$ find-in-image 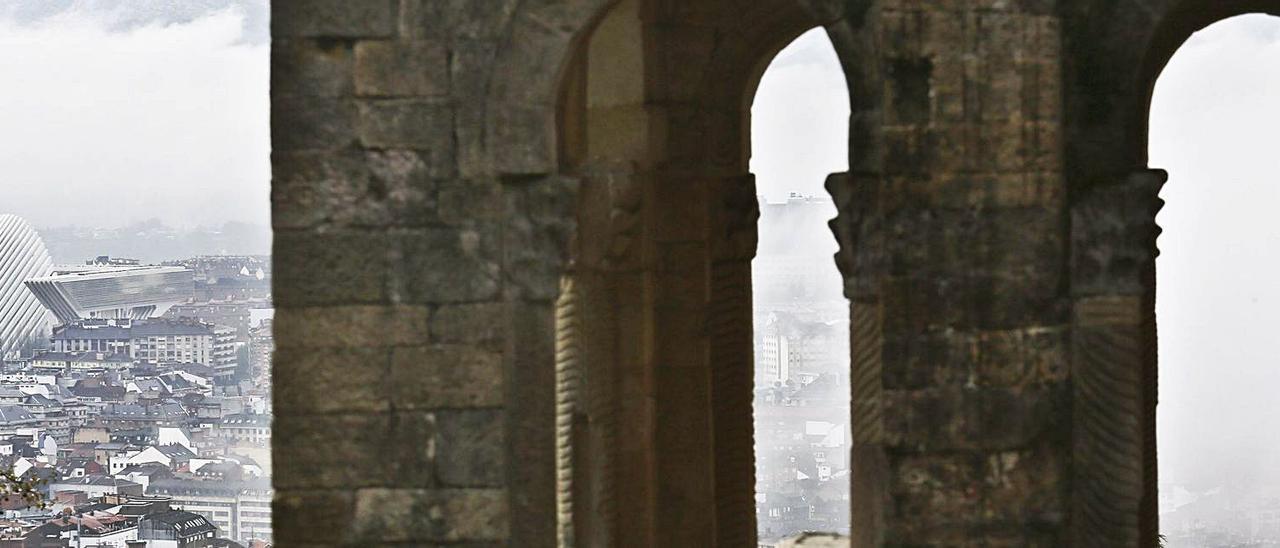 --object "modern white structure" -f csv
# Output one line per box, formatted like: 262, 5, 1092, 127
0, 214, 55, 356
149, 478, 273, 543
25, 265, 193, 325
